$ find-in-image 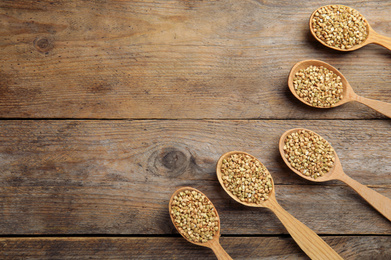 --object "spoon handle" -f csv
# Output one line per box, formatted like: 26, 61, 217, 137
354, 95, 391, 118
338, 174, 391, 222
370, 31, 391, 51
209, 239, 233, 260
267, 198, 343, 260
